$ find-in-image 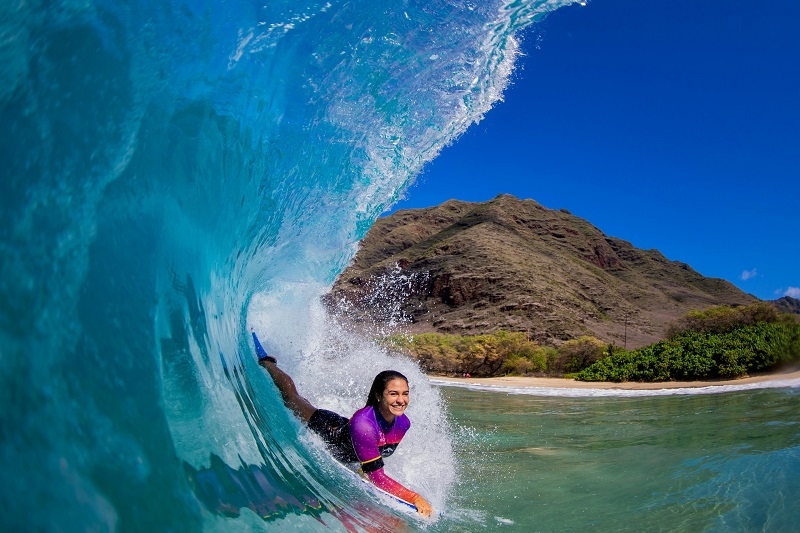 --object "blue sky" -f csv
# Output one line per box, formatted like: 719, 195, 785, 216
392, 0, 799, 302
